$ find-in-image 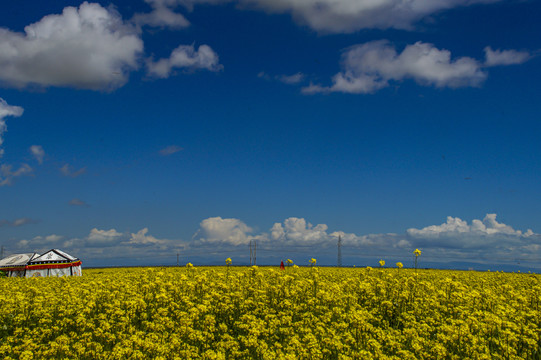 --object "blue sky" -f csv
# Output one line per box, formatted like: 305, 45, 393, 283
1, 0, 540, 270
